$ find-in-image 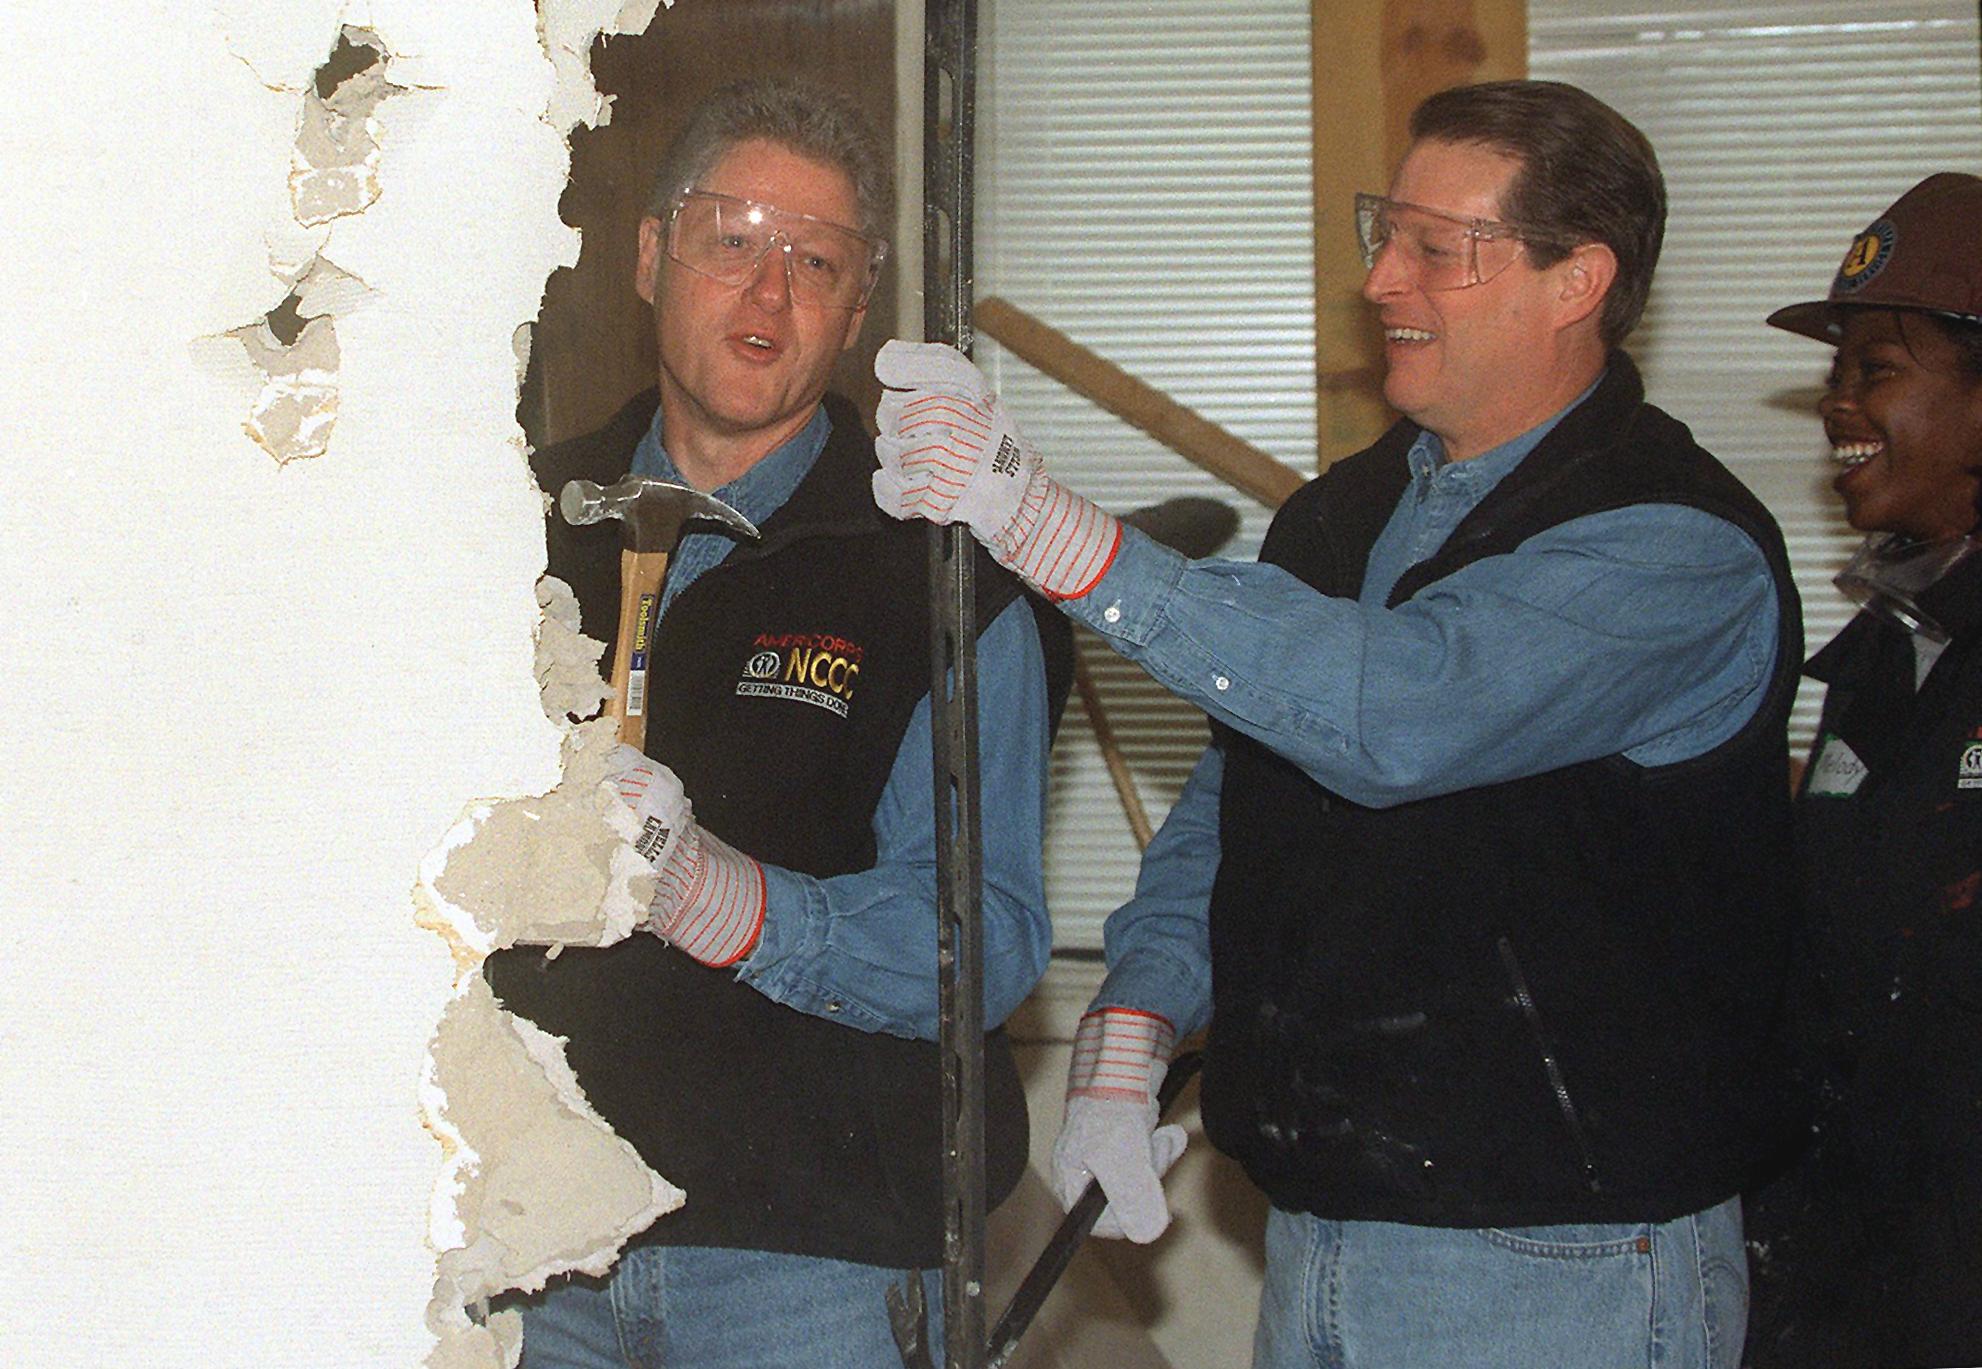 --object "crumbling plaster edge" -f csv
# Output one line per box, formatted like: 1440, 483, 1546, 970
410, 4, 674, 1365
